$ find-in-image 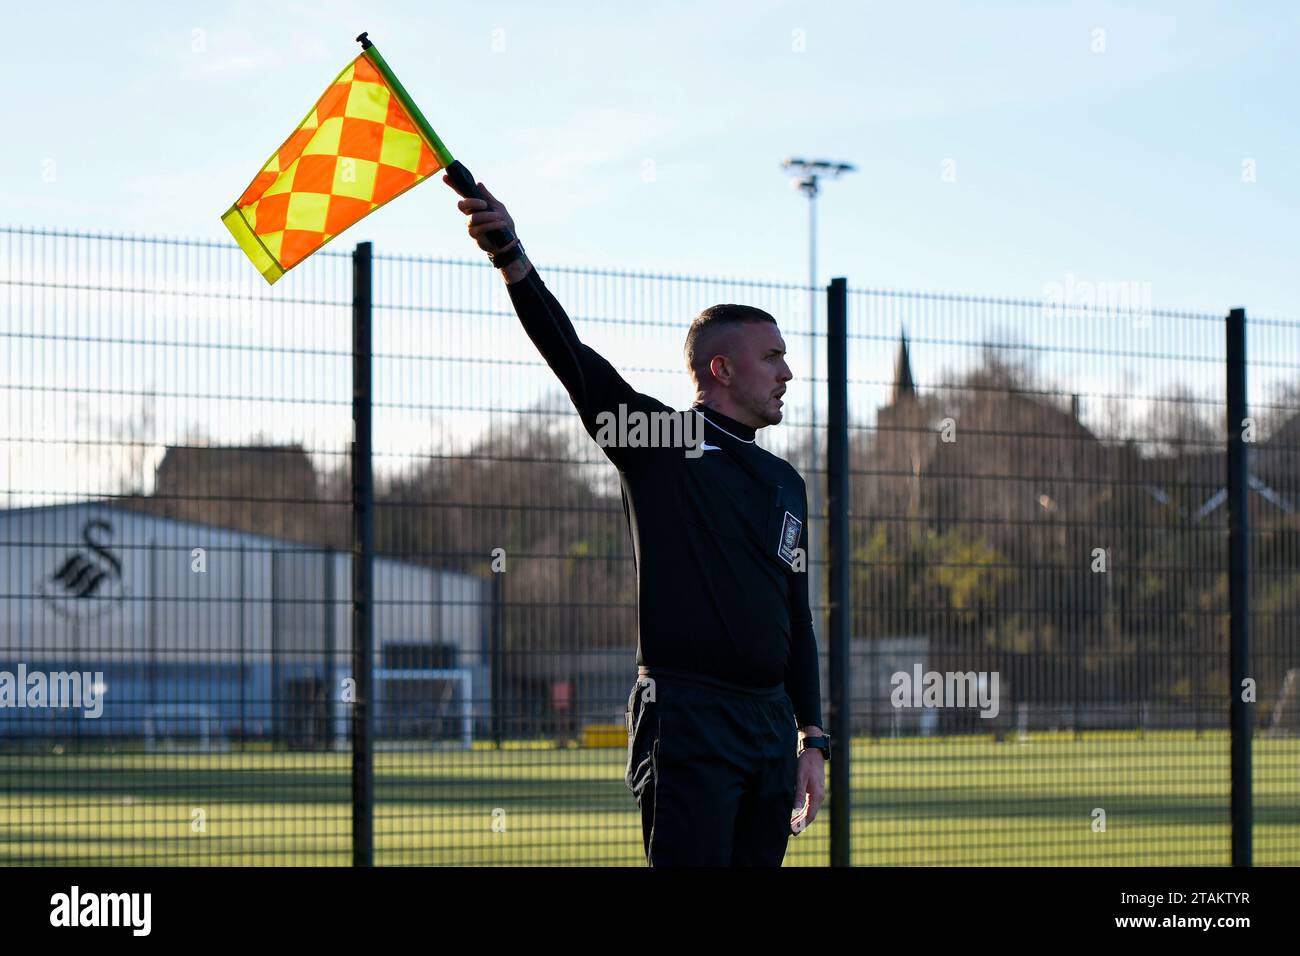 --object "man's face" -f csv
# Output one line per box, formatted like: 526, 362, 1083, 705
722, 321, 793, 426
